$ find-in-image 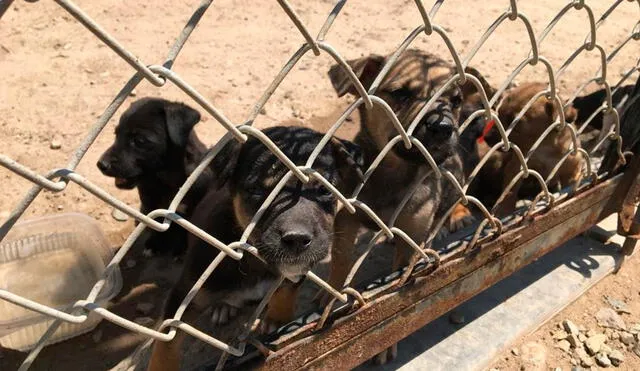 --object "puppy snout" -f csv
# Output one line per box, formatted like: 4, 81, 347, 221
97, 158, 112, 174
426, 115, 454, 140
280, 230, 313, 252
